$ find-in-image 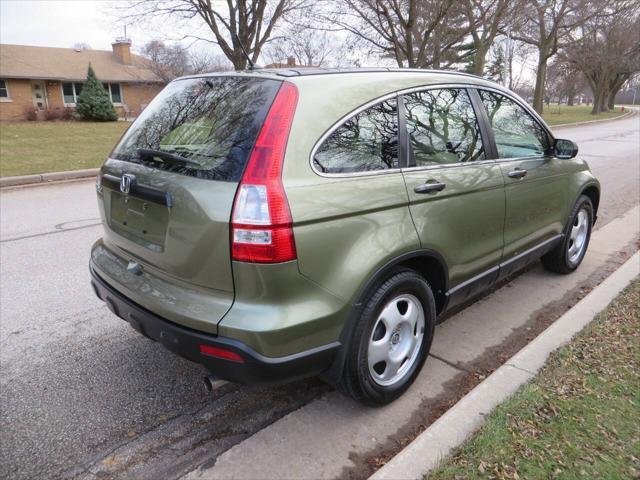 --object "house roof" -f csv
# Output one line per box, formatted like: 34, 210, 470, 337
0, 44, 162, 83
